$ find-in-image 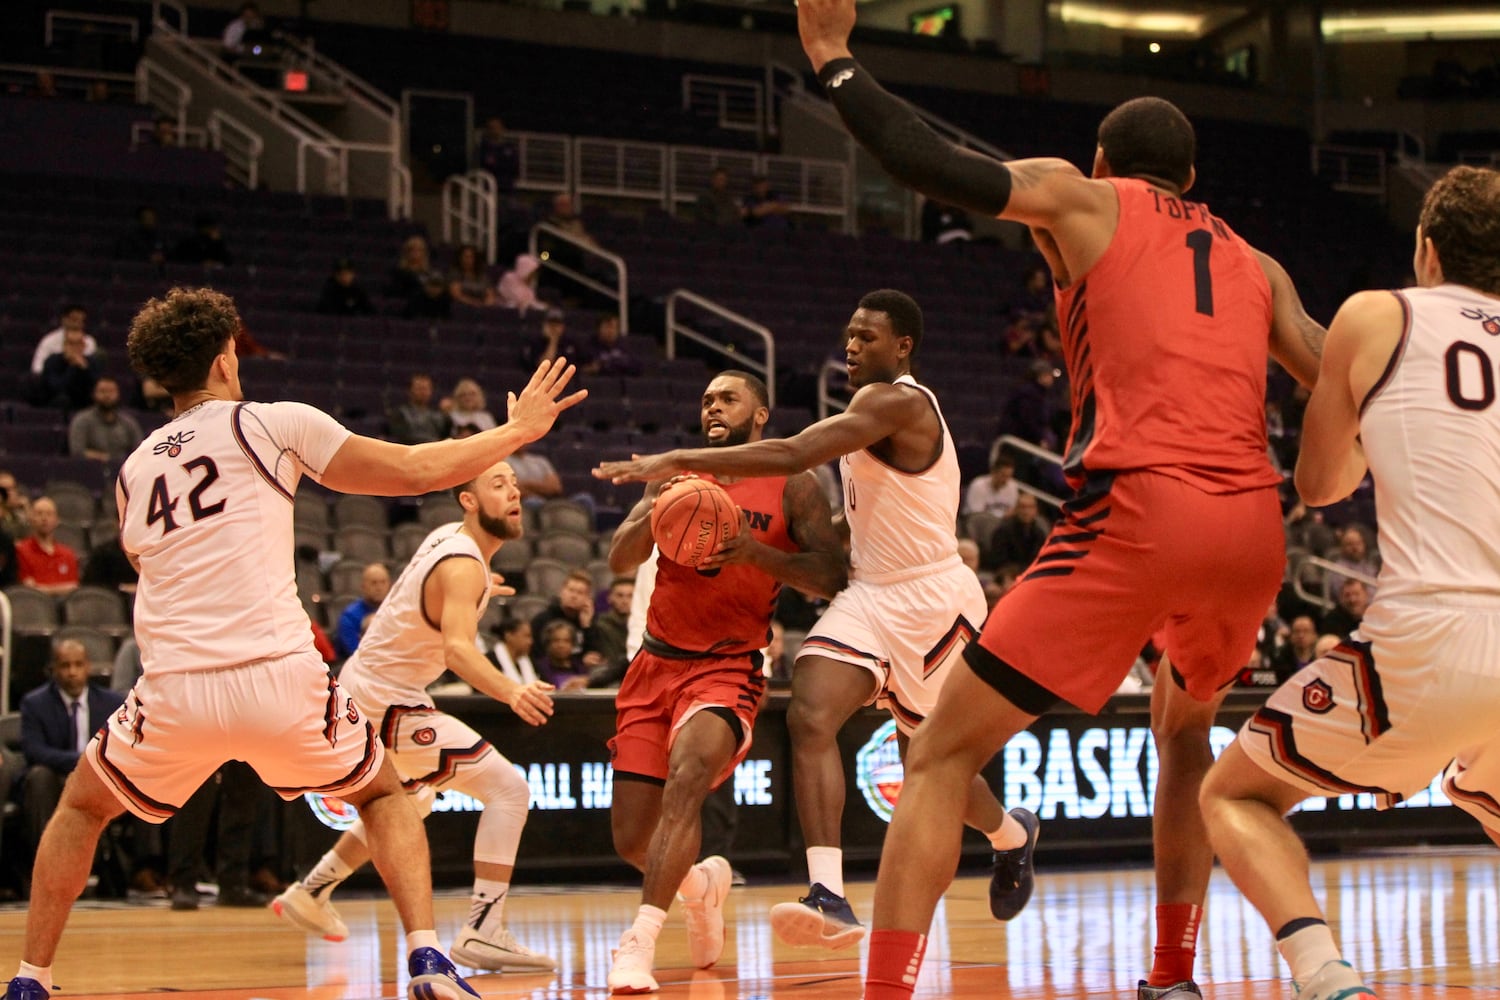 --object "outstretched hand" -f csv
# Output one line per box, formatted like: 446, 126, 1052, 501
506, 357, 588, 443
594, 451, 687, 485
507, 680, 555, 727
797, 0, 857, 71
